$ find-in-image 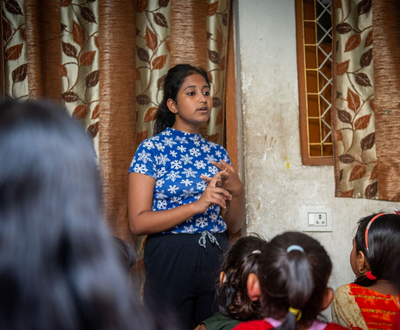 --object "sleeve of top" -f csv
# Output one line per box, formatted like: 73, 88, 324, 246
128, 140, 157, 179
